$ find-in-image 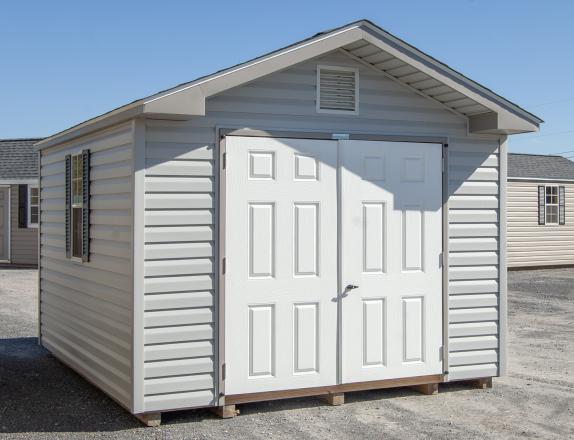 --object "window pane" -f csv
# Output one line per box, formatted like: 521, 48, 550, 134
72, 207, 83, 258
30, 207, 39, 224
